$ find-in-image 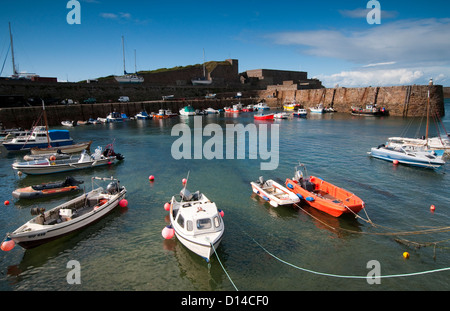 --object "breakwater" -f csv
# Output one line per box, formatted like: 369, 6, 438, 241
0, 81, 445, 128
